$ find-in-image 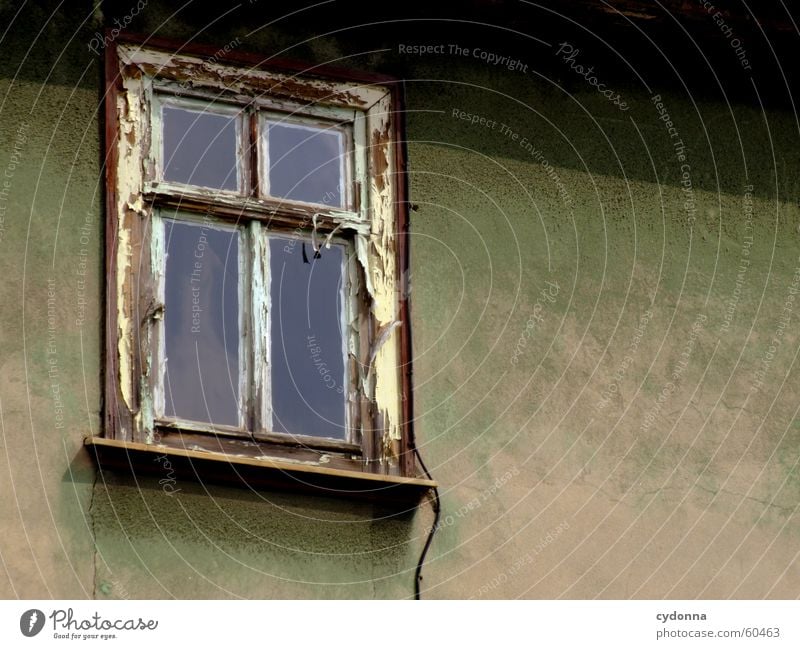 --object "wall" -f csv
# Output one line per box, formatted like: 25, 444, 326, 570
0, 0, 798, 599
